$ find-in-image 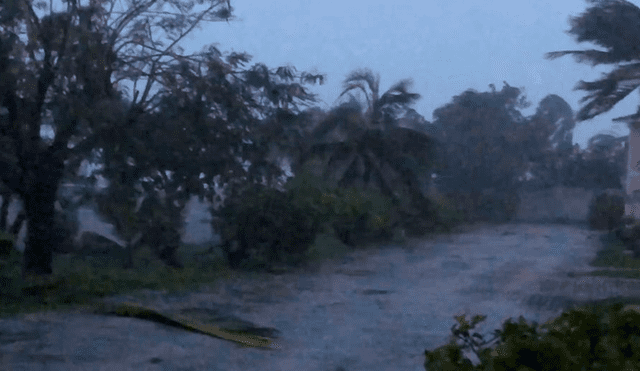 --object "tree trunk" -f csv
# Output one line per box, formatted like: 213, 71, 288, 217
21, 152, 66, 277
0, 189, 10, 231
123, 231, 143, 269
22, 189, 57, 277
